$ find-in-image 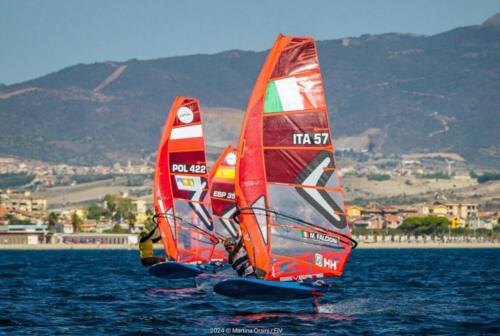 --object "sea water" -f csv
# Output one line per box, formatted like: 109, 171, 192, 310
0, 249, 498, 335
